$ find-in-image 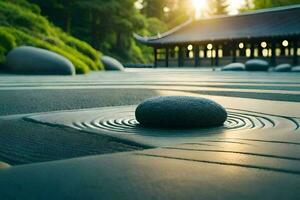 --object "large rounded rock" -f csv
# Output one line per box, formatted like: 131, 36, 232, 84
221, 63, 245, 71
101, 56, 124, 71
5, 46, 75, 75
291, 66, 300, 72
245, 59, 269, 71
0, 161, 10, 169
135, 96, 227, 128
274, 63, 292, 72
